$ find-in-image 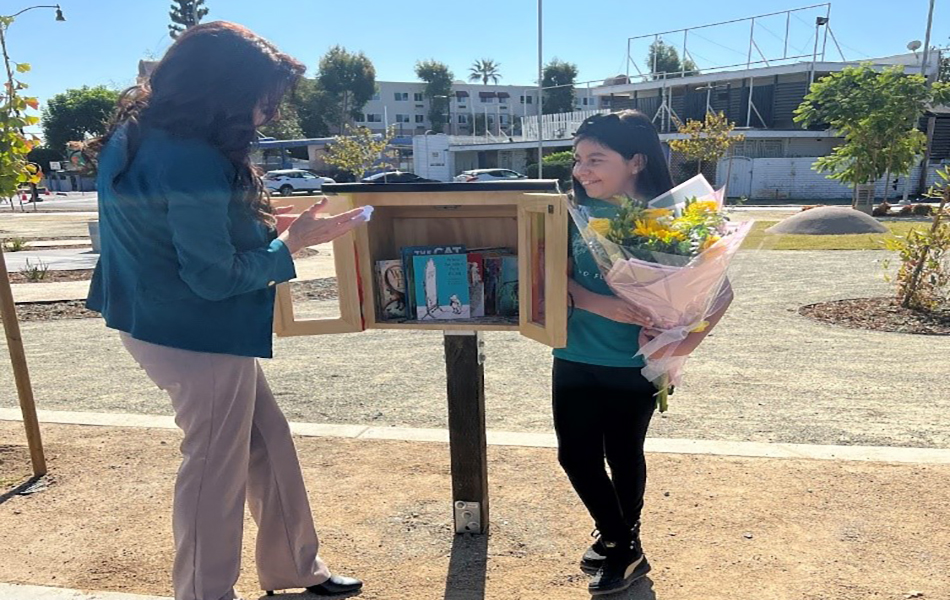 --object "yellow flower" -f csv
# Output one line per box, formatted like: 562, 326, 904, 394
633, 219, 664, 237
656, 230, 686, 244
685, 200, 720, 216
588, 218, 612, 237
700, 235, 721, 251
